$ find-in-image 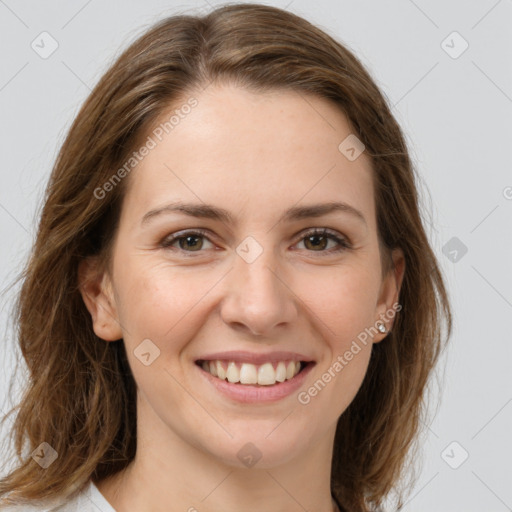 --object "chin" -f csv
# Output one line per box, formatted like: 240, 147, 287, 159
199, 425, 313, 470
